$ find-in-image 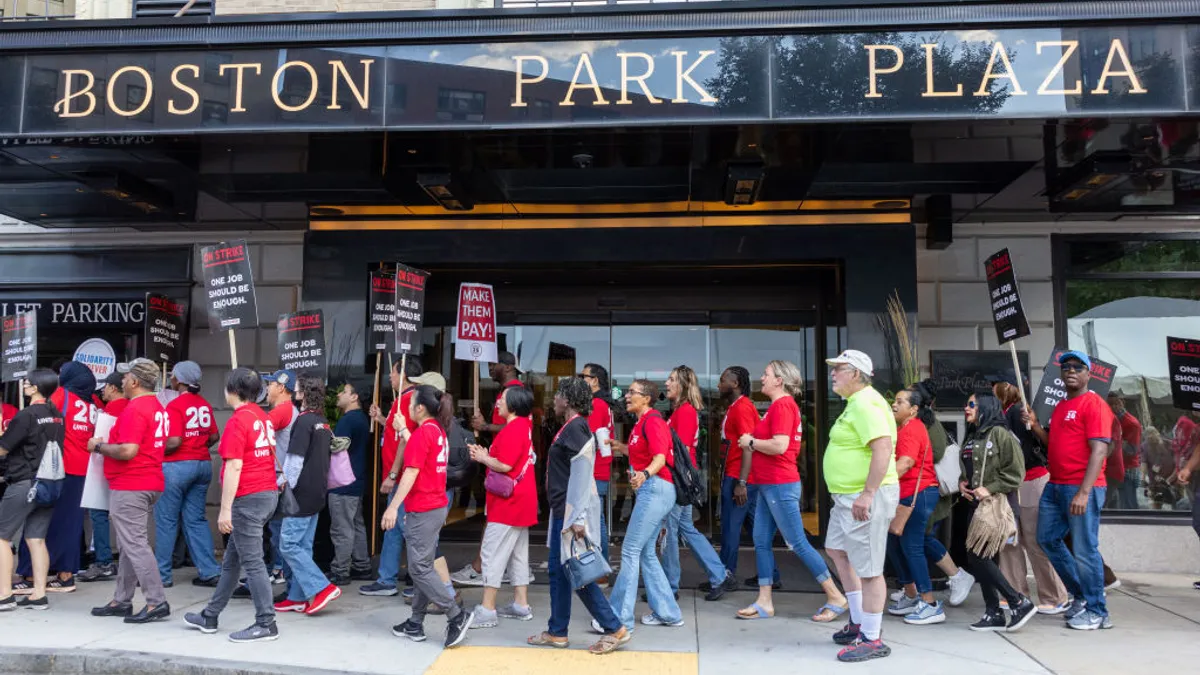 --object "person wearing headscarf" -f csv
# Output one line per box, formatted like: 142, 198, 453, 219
14, 362, 96, 593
